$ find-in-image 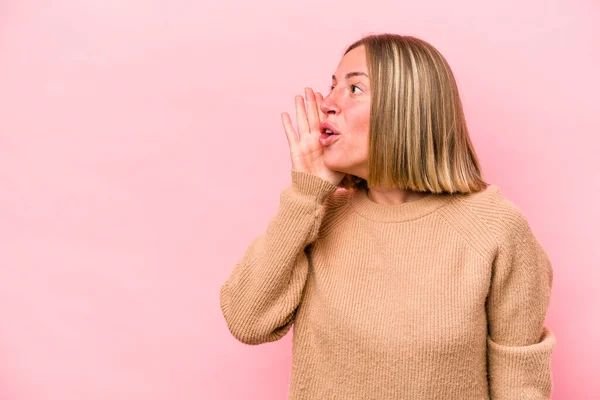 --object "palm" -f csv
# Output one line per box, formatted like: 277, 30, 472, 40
281, 88, 345, 186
